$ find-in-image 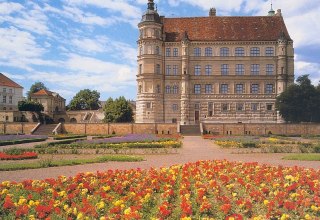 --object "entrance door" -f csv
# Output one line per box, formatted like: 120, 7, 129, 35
195, 111, 200, 124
